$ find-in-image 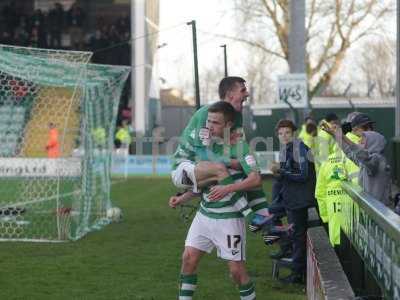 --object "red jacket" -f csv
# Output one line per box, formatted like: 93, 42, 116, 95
46, 128, 60, 158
